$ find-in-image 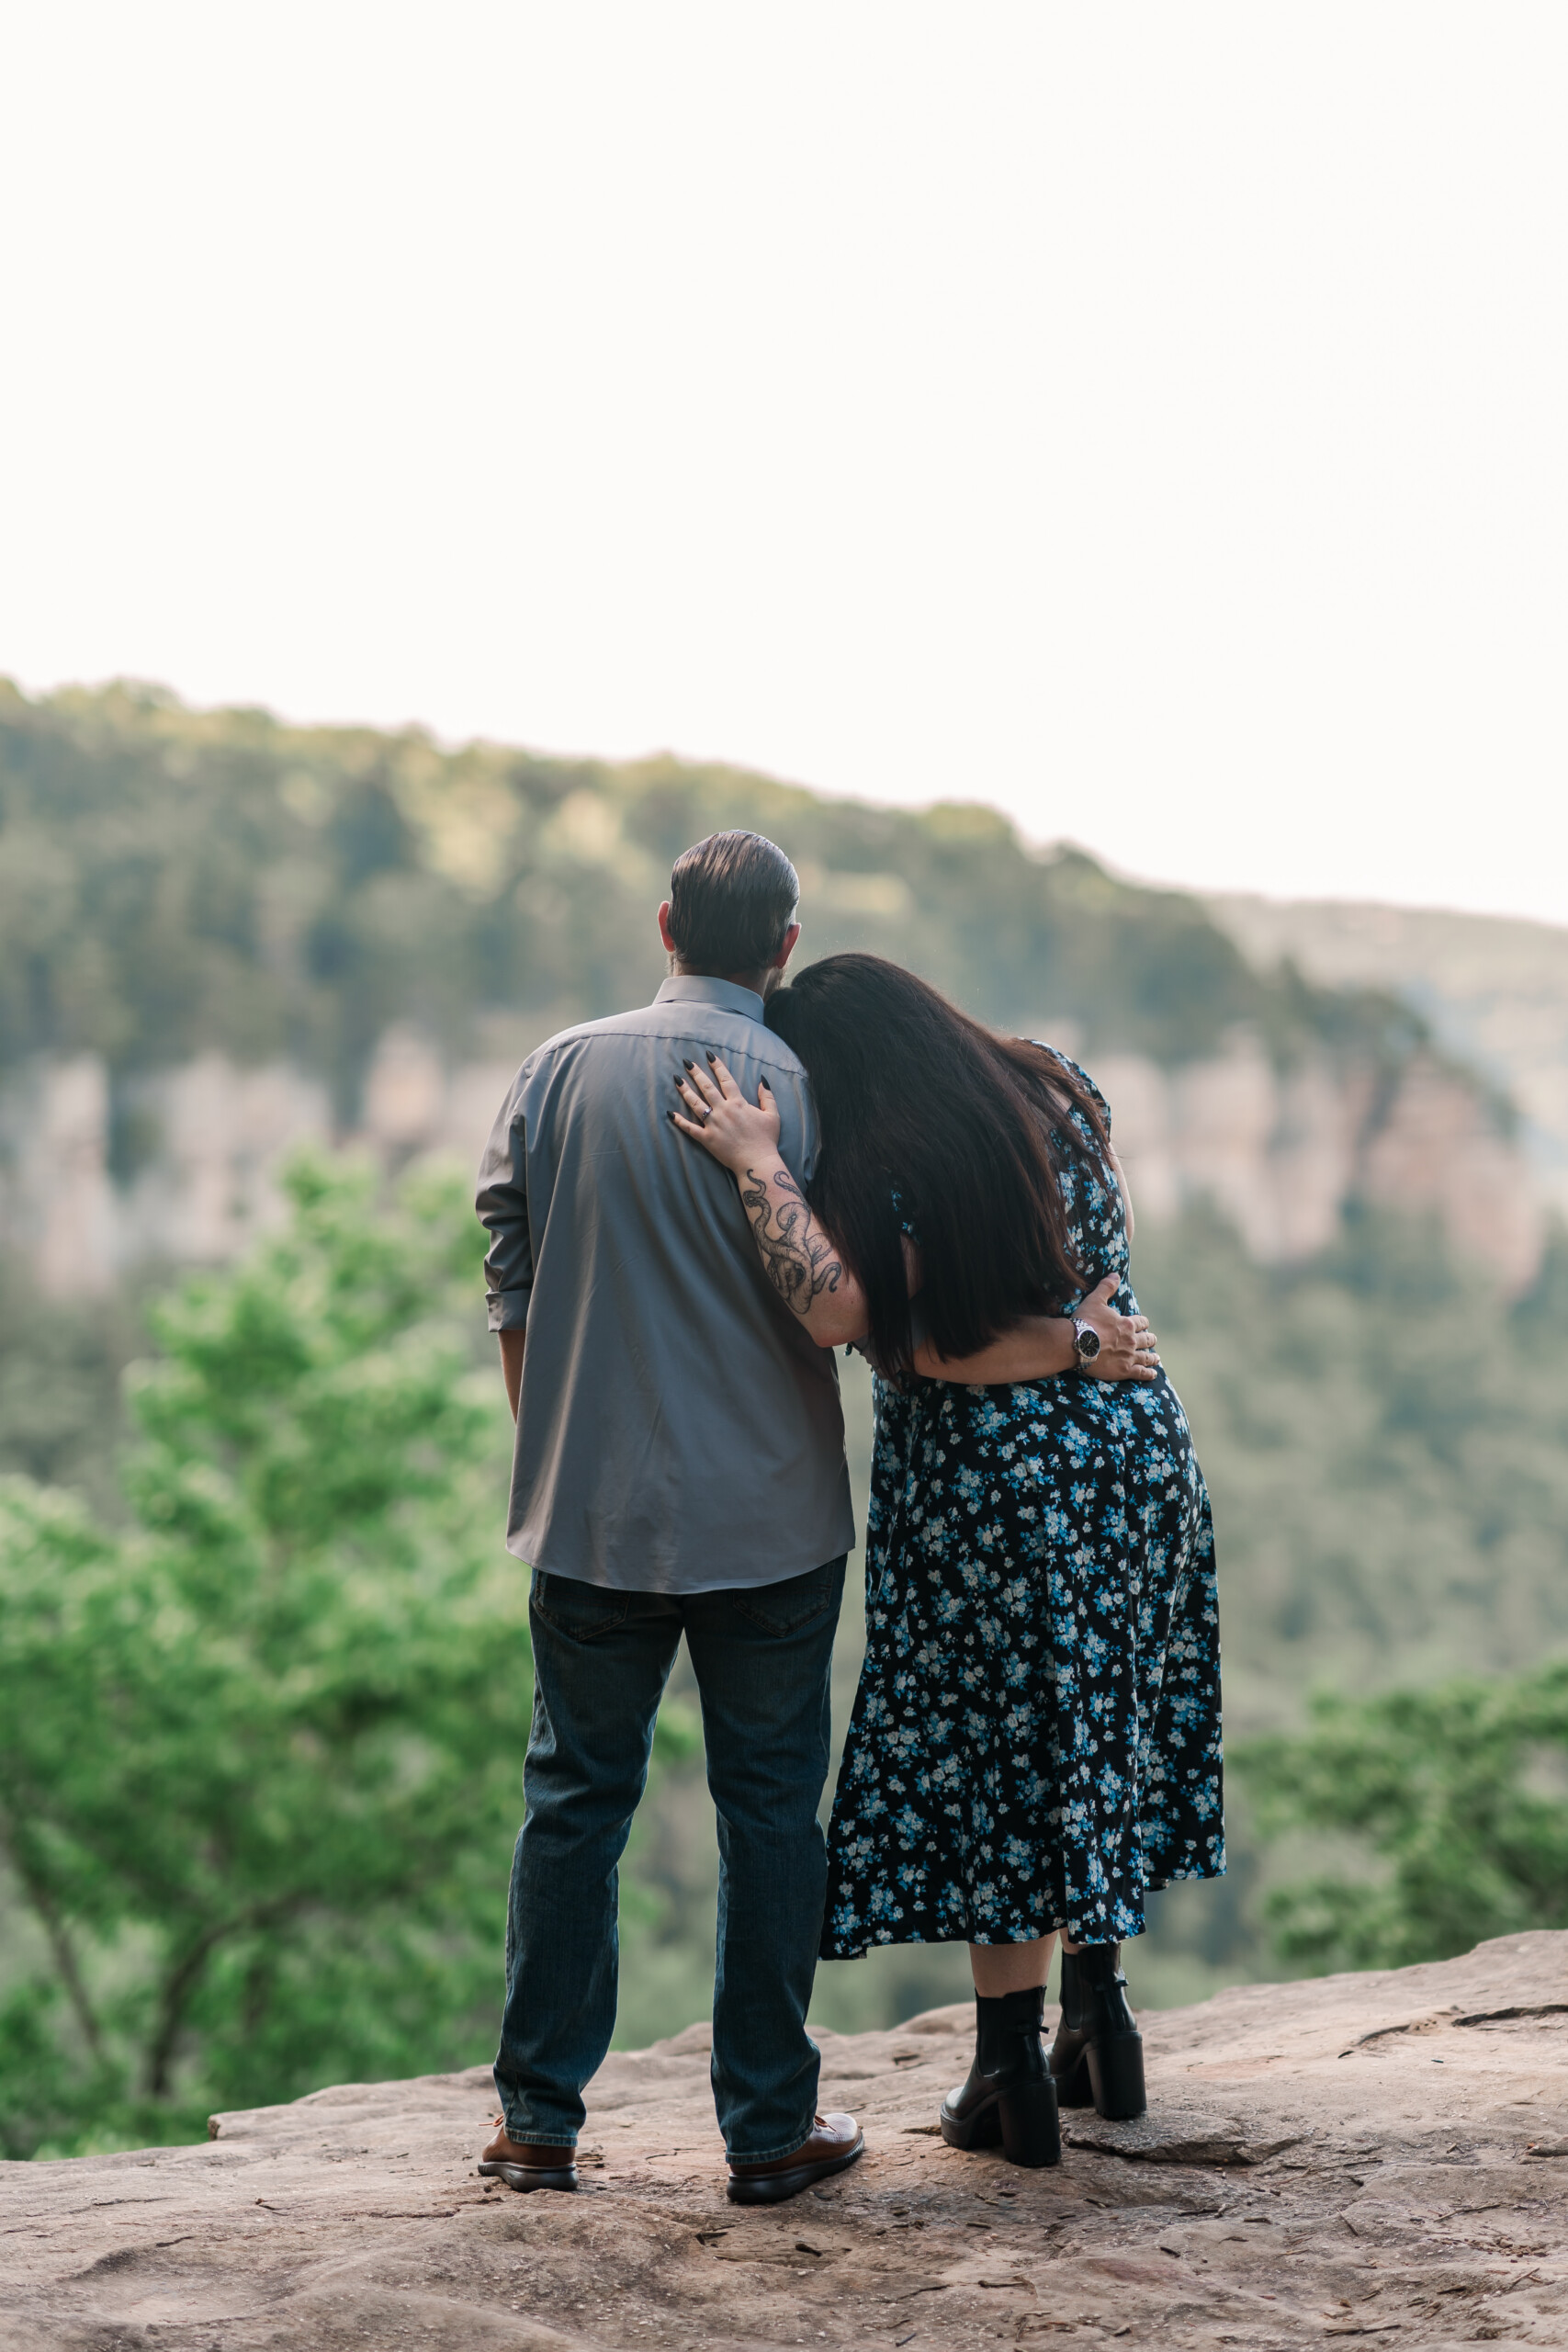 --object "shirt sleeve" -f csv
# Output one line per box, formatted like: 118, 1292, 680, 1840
1036, 1042, 1111, 1137
475, 1072, 535, 1333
